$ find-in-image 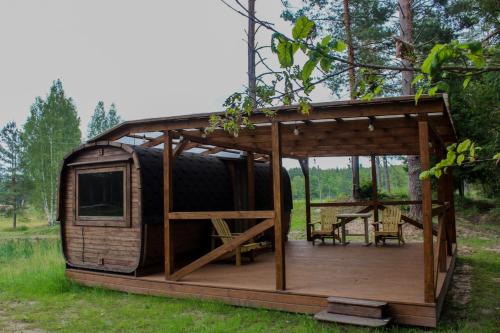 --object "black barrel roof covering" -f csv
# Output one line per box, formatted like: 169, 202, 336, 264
132, 146, 292, 224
